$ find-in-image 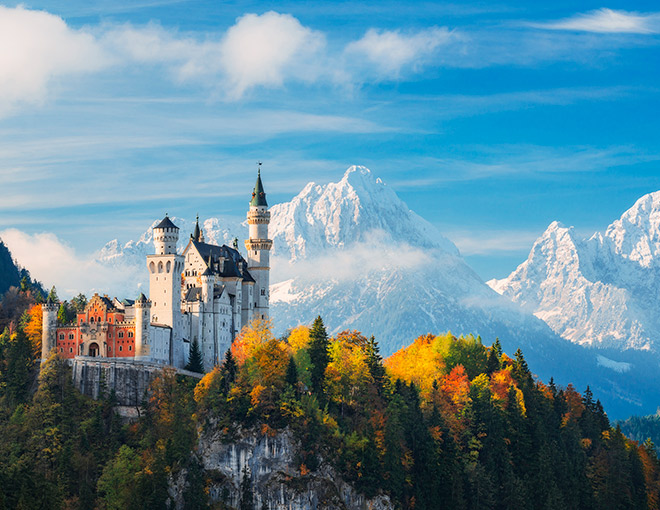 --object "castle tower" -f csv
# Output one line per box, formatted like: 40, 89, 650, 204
134, 292, 151, 360
147, 215, 184, 330
200, 267, 215, 370
41, 298, 58, 360
244, 168, 272, 320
